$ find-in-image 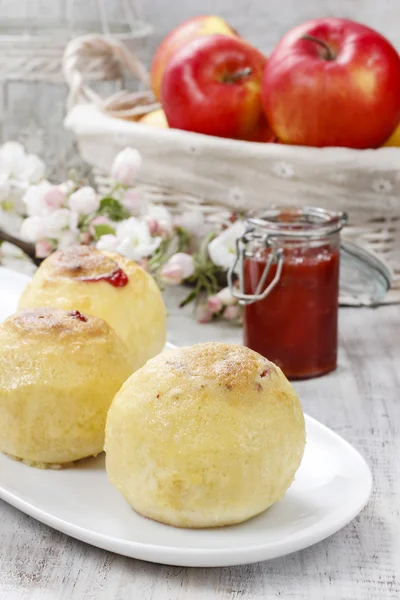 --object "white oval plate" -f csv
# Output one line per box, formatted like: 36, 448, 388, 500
0, 266, 372, 567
